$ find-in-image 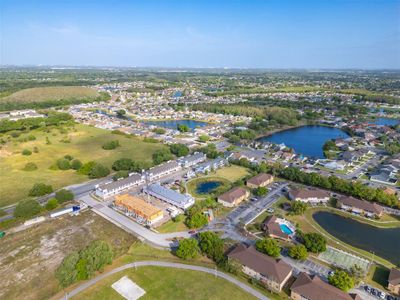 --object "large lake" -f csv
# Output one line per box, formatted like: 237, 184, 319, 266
313, 211, 400, 265
258, 125, 349, 158
369, 117, 399, 126
143, 119, 208, 130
